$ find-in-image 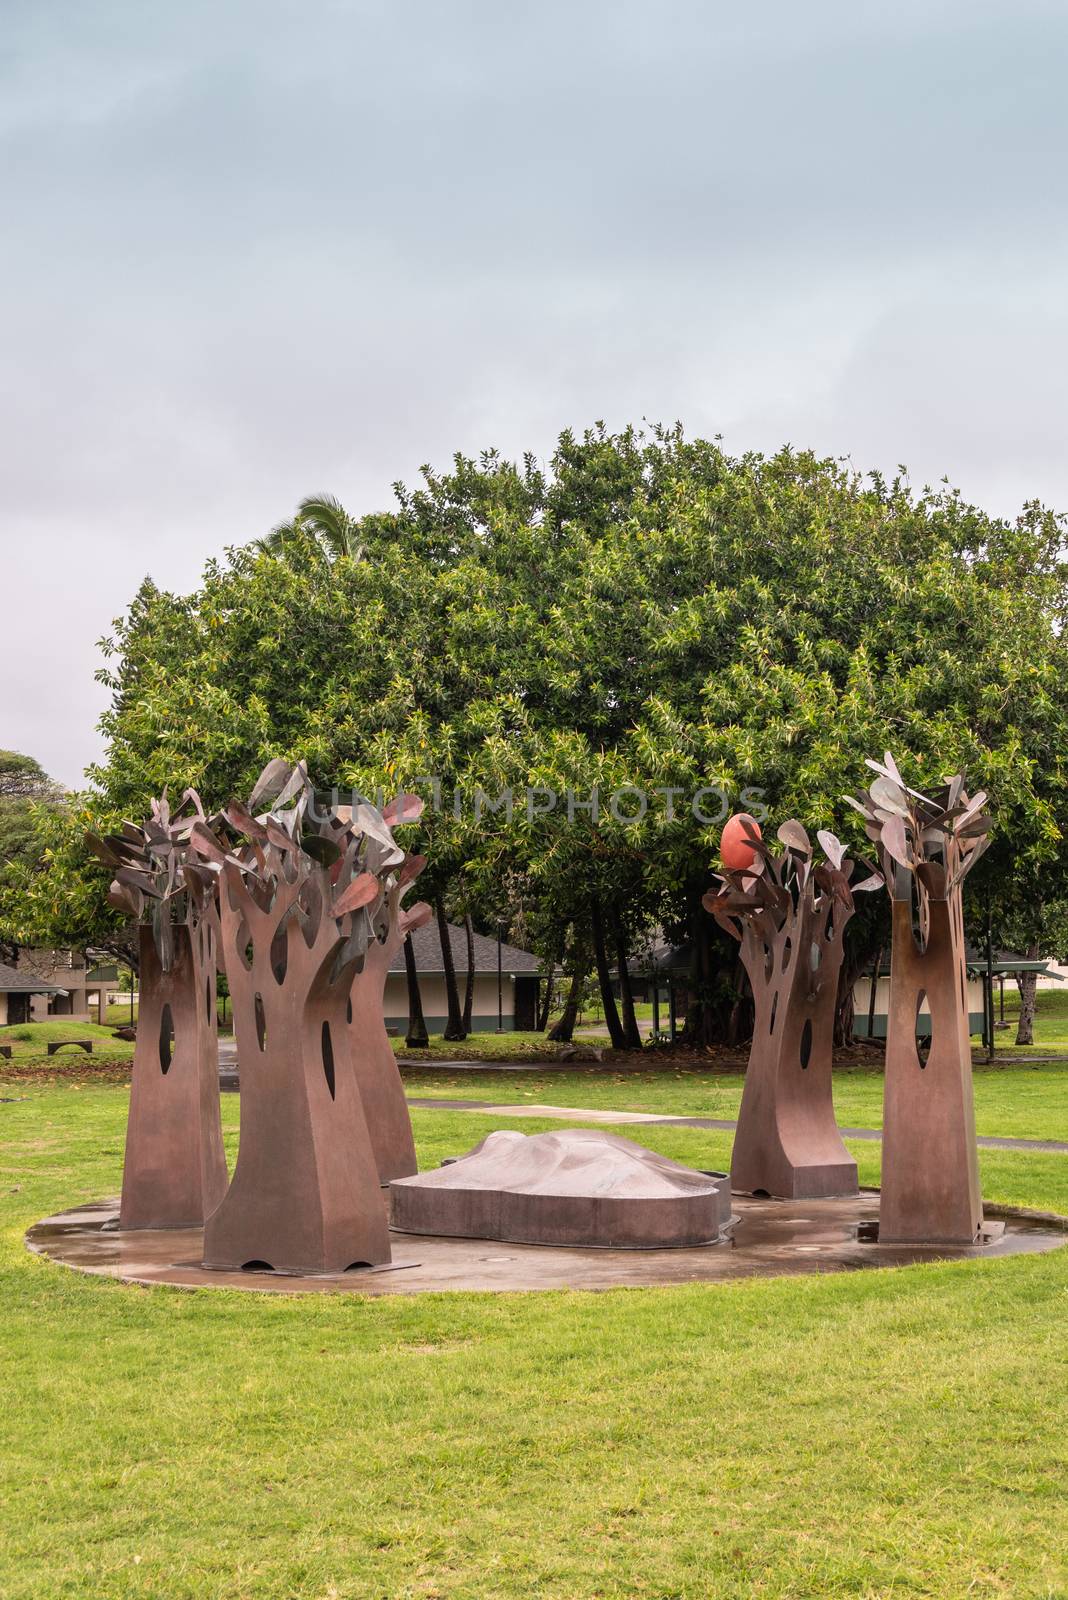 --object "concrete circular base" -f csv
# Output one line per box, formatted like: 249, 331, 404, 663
25, 1193, 1067, 1296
